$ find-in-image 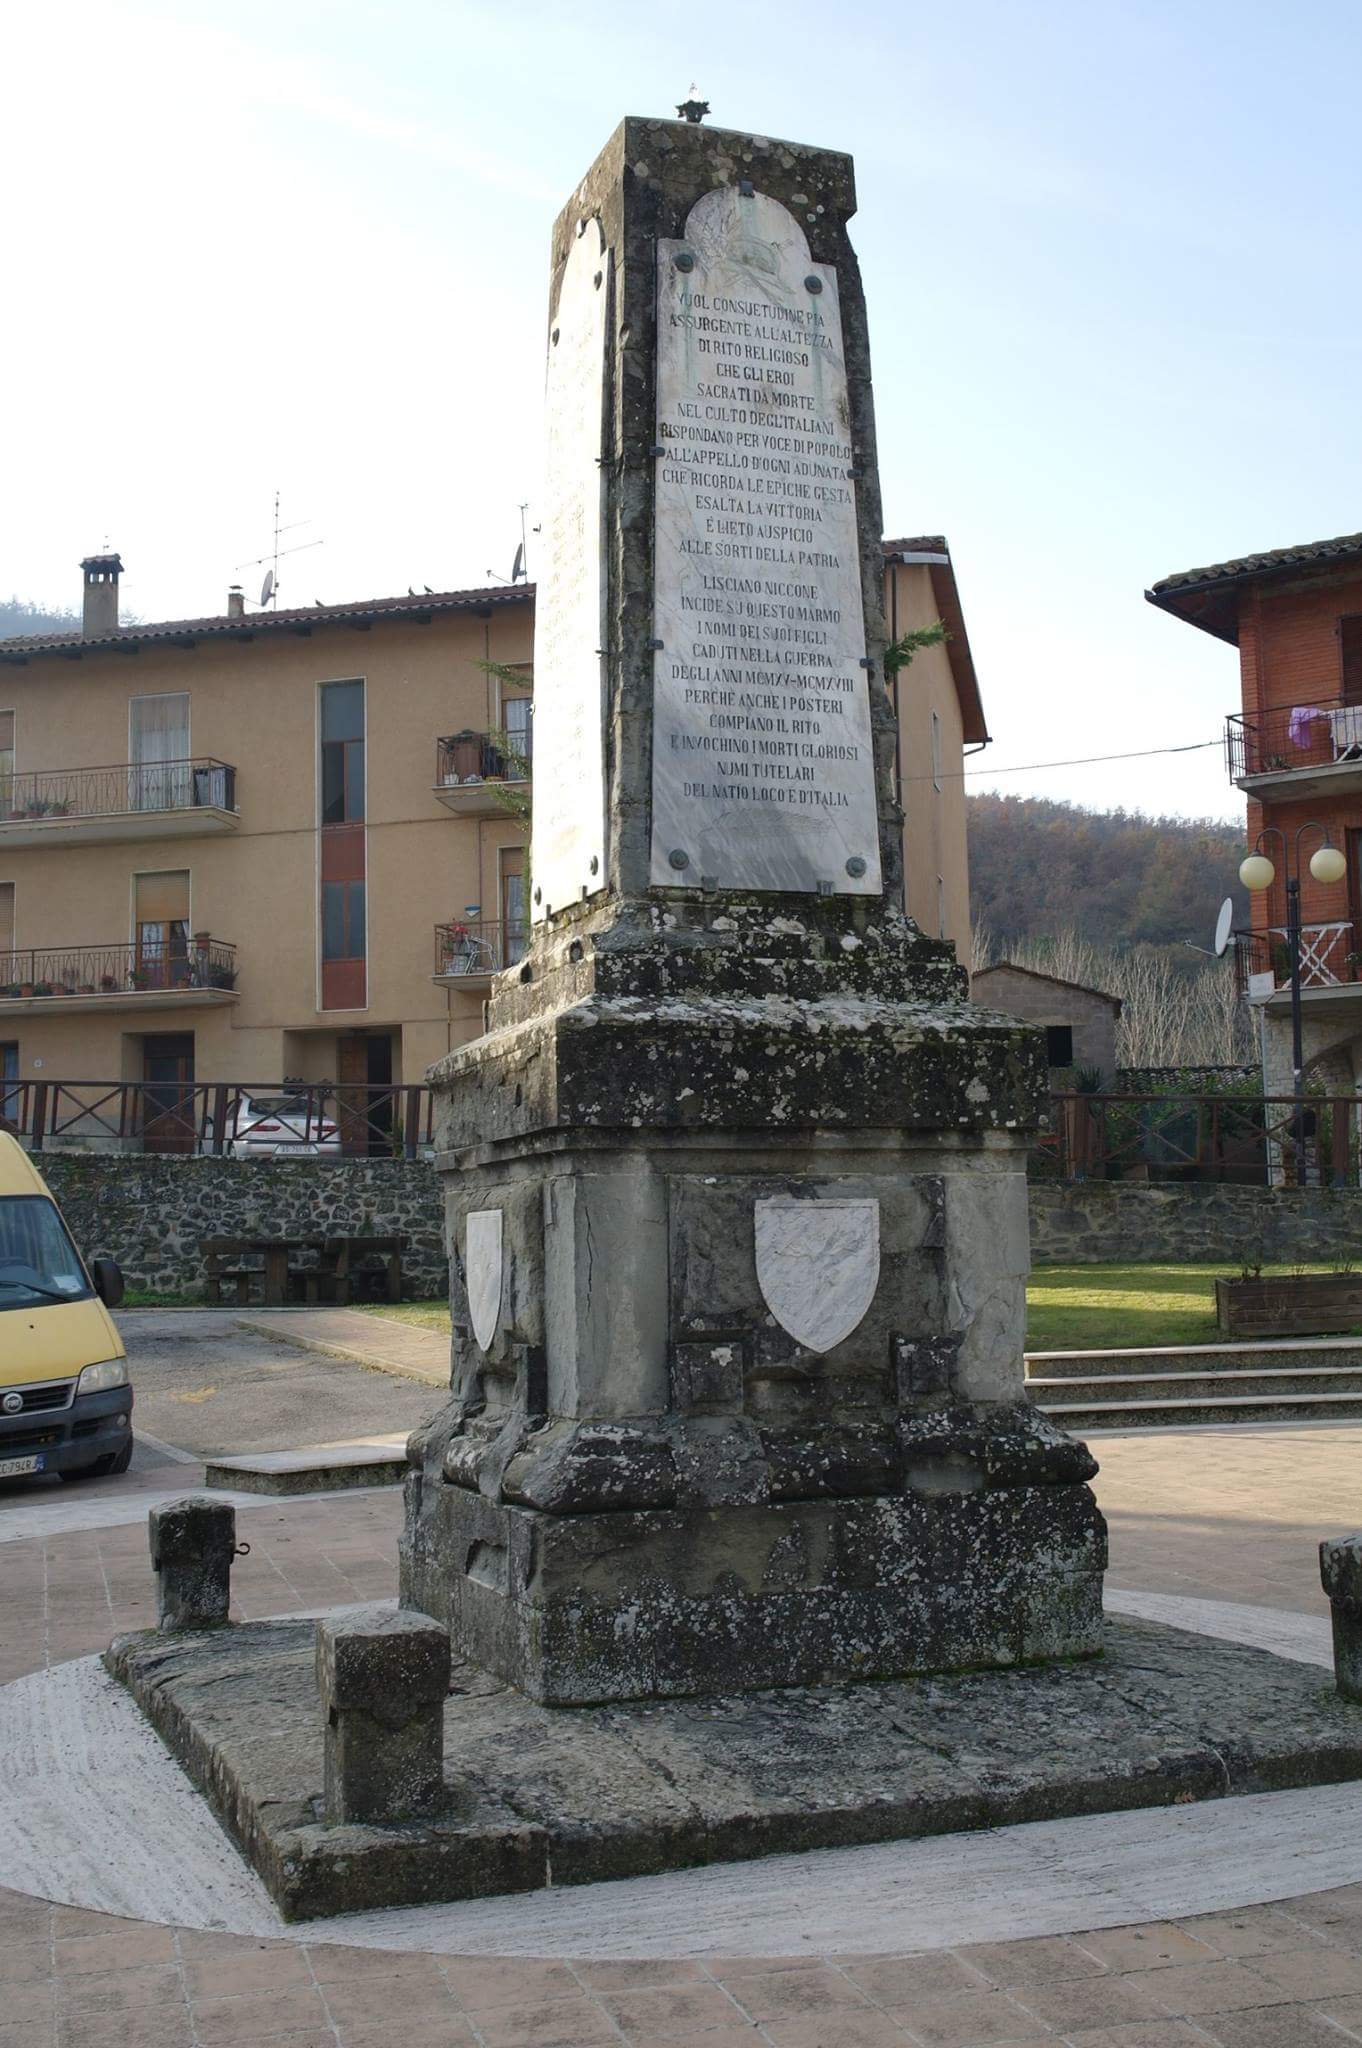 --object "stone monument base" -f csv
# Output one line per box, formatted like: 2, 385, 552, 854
401, 1457, 1103, 1704
108, 1611, 1362, 1922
